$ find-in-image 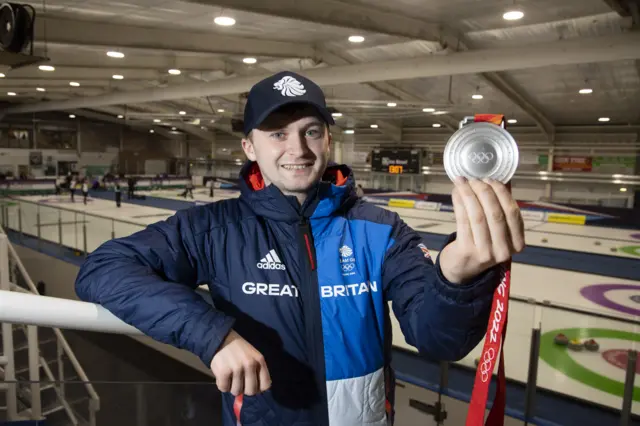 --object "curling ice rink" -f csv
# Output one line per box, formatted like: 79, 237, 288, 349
4, 188, 640, 415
